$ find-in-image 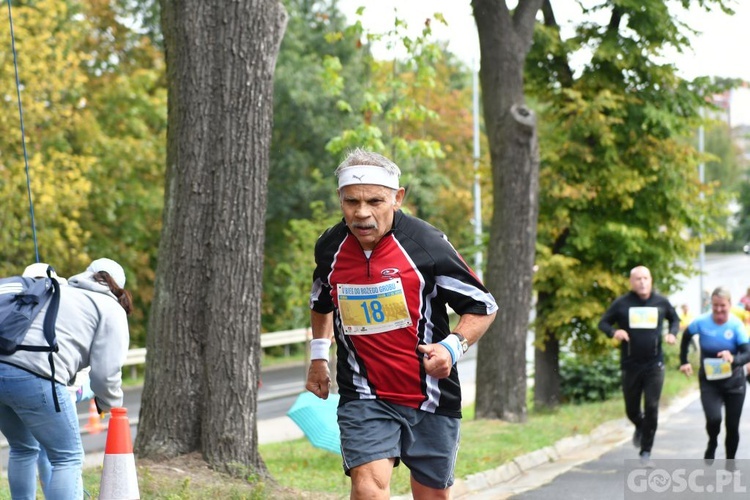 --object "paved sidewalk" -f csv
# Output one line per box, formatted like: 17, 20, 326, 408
504, 385, 750, 500
259, 412, 305, 444
449, 389, 701, 499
